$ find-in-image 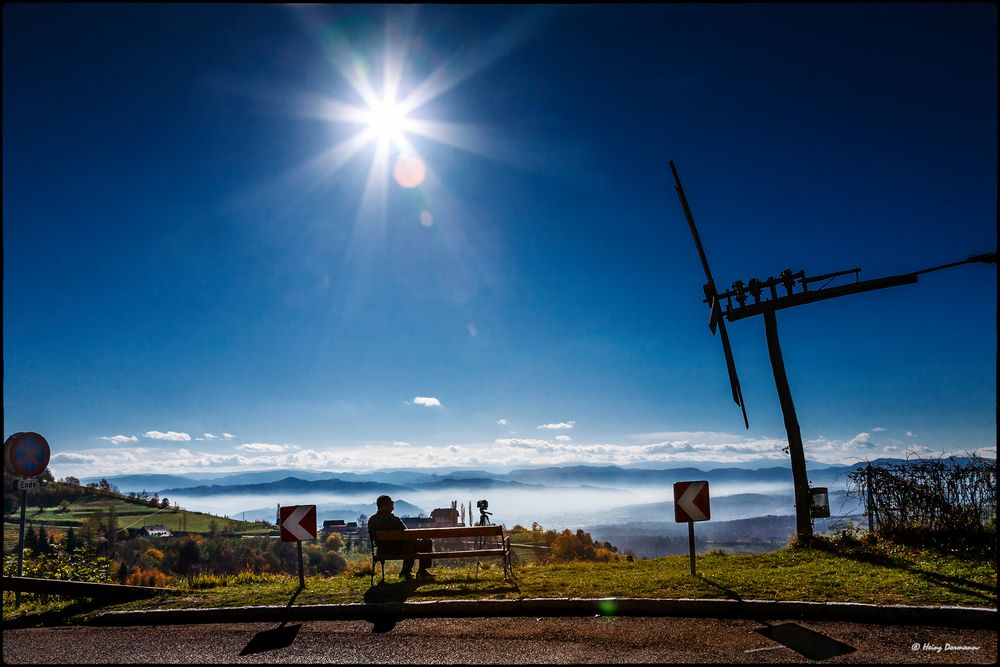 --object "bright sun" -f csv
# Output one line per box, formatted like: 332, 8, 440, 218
364, 99, 406, 144
294, 10, 541, 207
